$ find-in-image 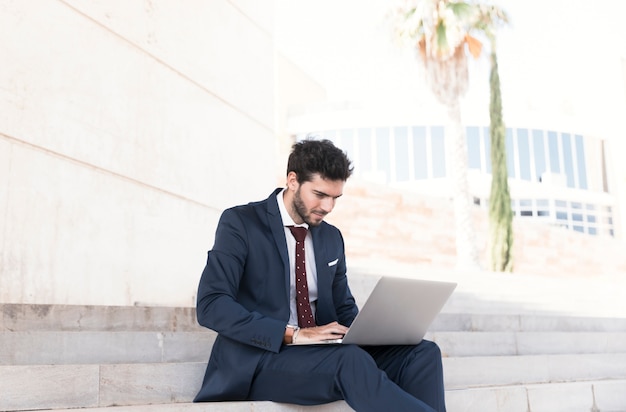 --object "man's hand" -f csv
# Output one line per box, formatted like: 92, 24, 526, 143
295, 321, 348, 344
